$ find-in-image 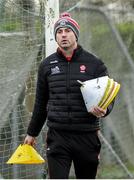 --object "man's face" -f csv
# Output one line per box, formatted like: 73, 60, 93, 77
56, 27, 77, 50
